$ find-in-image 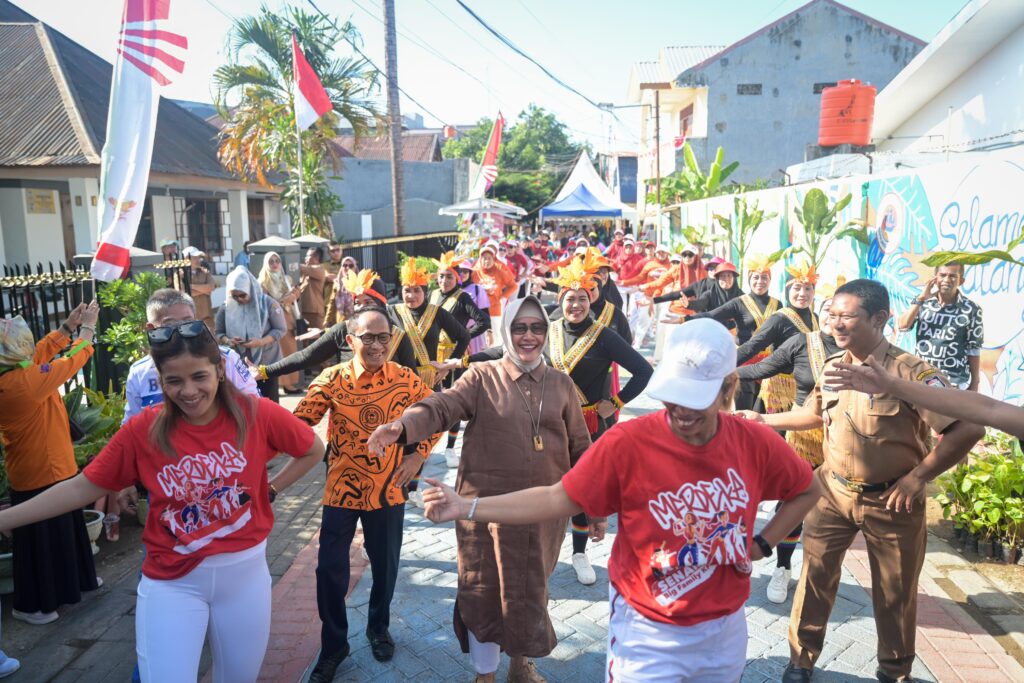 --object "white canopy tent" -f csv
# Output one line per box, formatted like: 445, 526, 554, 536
552, 153, 637, 221
438, 197, 526, 217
